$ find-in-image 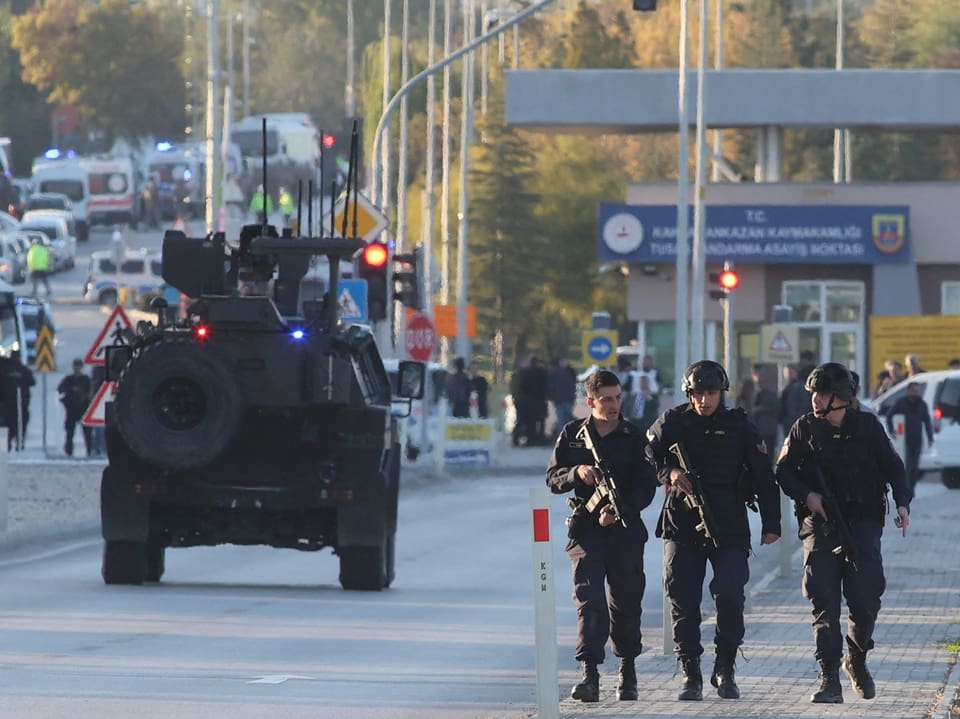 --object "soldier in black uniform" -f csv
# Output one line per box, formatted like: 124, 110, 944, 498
644, 360, 781, 701
546, 369, 659, 703
776, 362, 910, 704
